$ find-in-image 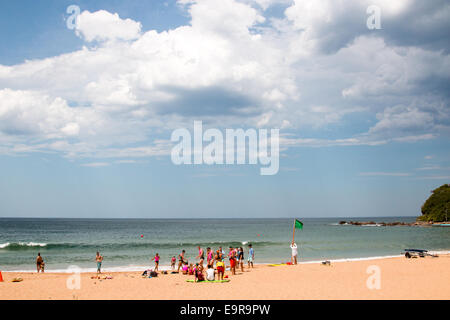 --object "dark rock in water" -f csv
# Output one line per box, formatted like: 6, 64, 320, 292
338, 220, 423, 227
